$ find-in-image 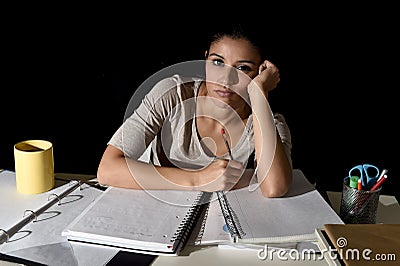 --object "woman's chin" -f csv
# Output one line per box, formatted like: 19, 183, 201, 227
211, 97, 232, 109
